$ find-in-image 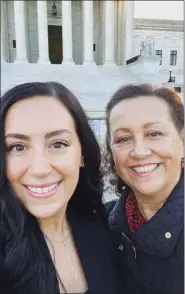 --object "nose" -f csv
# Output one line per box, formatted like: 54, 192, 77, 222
130, 139, 152, 159
29, 150, 52, 178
